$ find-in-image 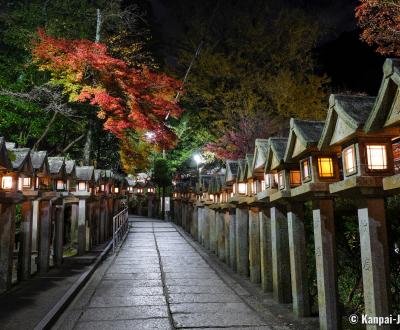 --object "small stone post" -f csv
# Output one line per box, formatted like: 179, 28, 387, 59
18, 200, 33, 280
270, 205, 292, 303
224, 211, 230, 264
312, 199, 338, 330
357, 198, 390, 329
53, 204, 65, 266
259, 208, 273, 292
249, 207, 261, 283
287, 202, 310, 317
38, 199, 52, 273
209, 208, 217, 253
31, 199, 39, 253
203, 207, 211, 250
70, 203, 78, 248
0, 203, 16, 292
216, 211, 225, 261
78, 198, 86, 255
148, 195, 154, 218
229, 208, 237, 270
236, 207, 249, 276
